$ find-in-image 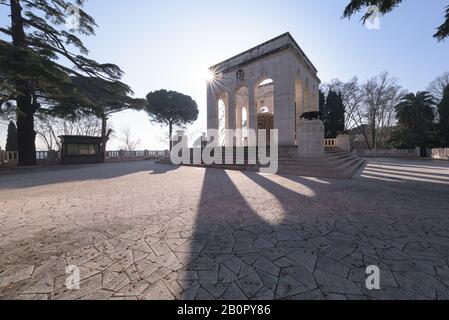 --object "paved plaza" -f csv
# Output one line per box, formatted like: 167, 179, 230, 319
1, 158, 449, 300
